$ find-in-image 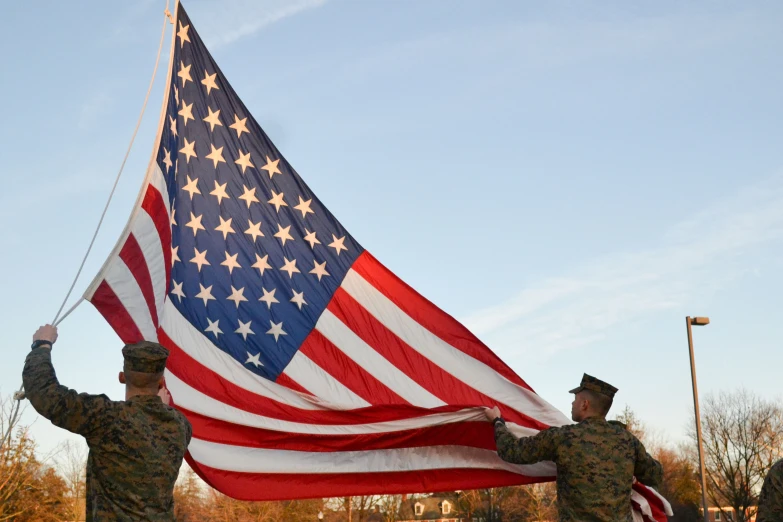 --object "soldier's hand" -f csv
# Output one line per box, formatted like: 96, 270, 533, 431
484, 406, 501, 422
158, 387, 171, 406
33, 324, 58, 345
